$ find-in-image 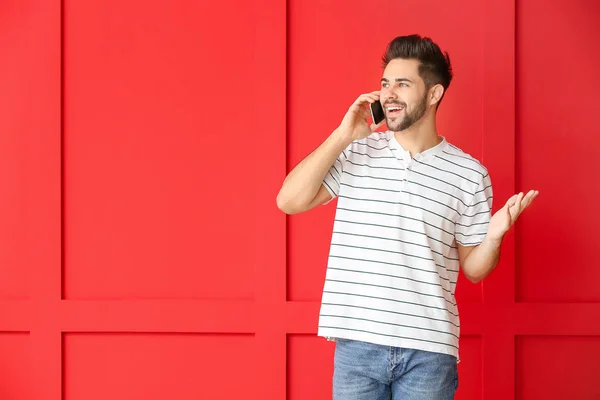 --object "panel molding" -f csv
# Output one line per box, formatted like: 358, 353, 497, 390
8, 301, 600, 335
481, 0, 516, 398
252, 0, 288, 398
